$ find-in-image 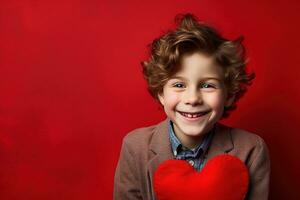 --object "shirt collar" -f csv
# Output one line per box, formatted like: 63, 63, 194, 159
168, 119, 215, 158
